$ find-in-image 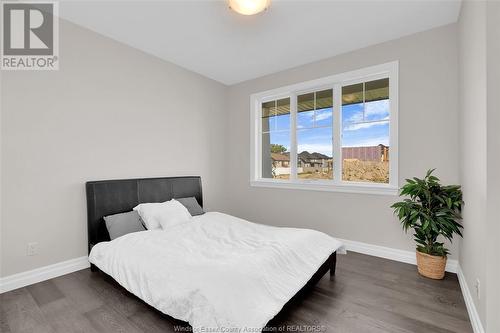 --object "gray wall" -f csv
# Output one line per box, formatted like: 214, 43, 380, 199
458, 0, 487, 324
226, 25, 460, 258
0, 20, 229, 277
458, 1, 500, 331
486, 2, 500, 331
